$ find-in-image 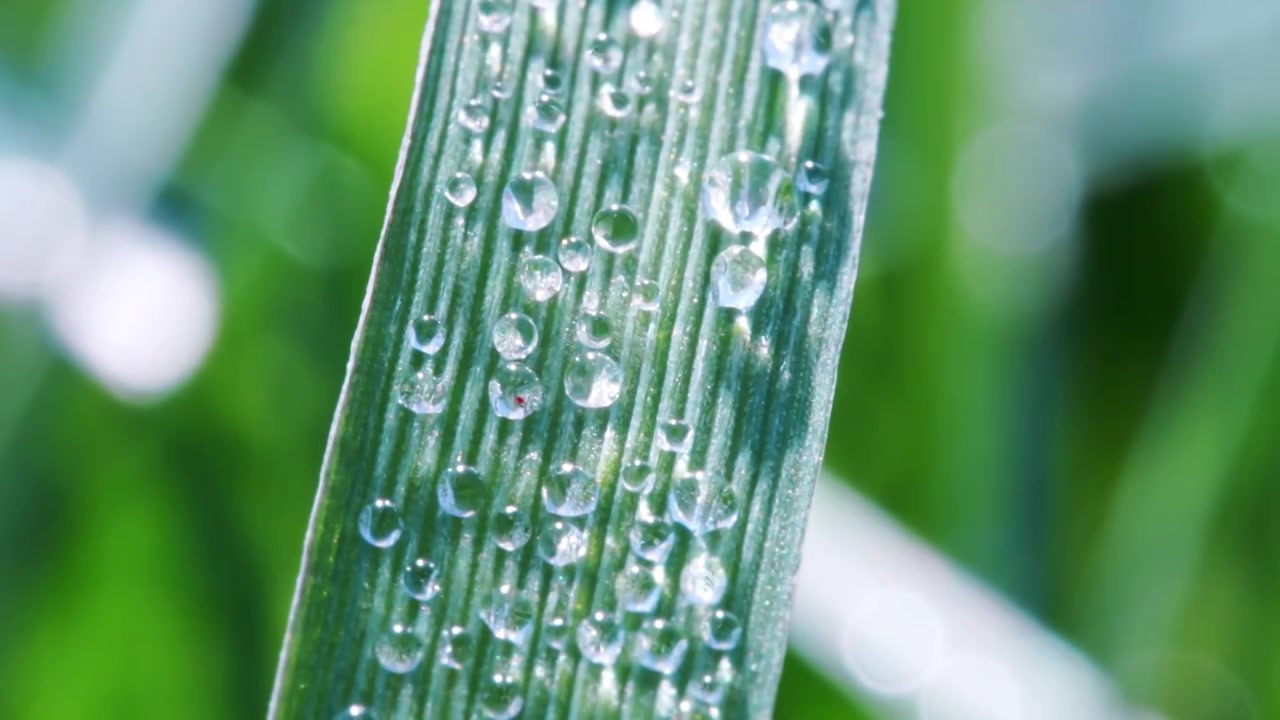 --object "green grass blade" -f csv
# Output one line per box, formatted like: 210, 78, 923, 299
270, 1, 895, 717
